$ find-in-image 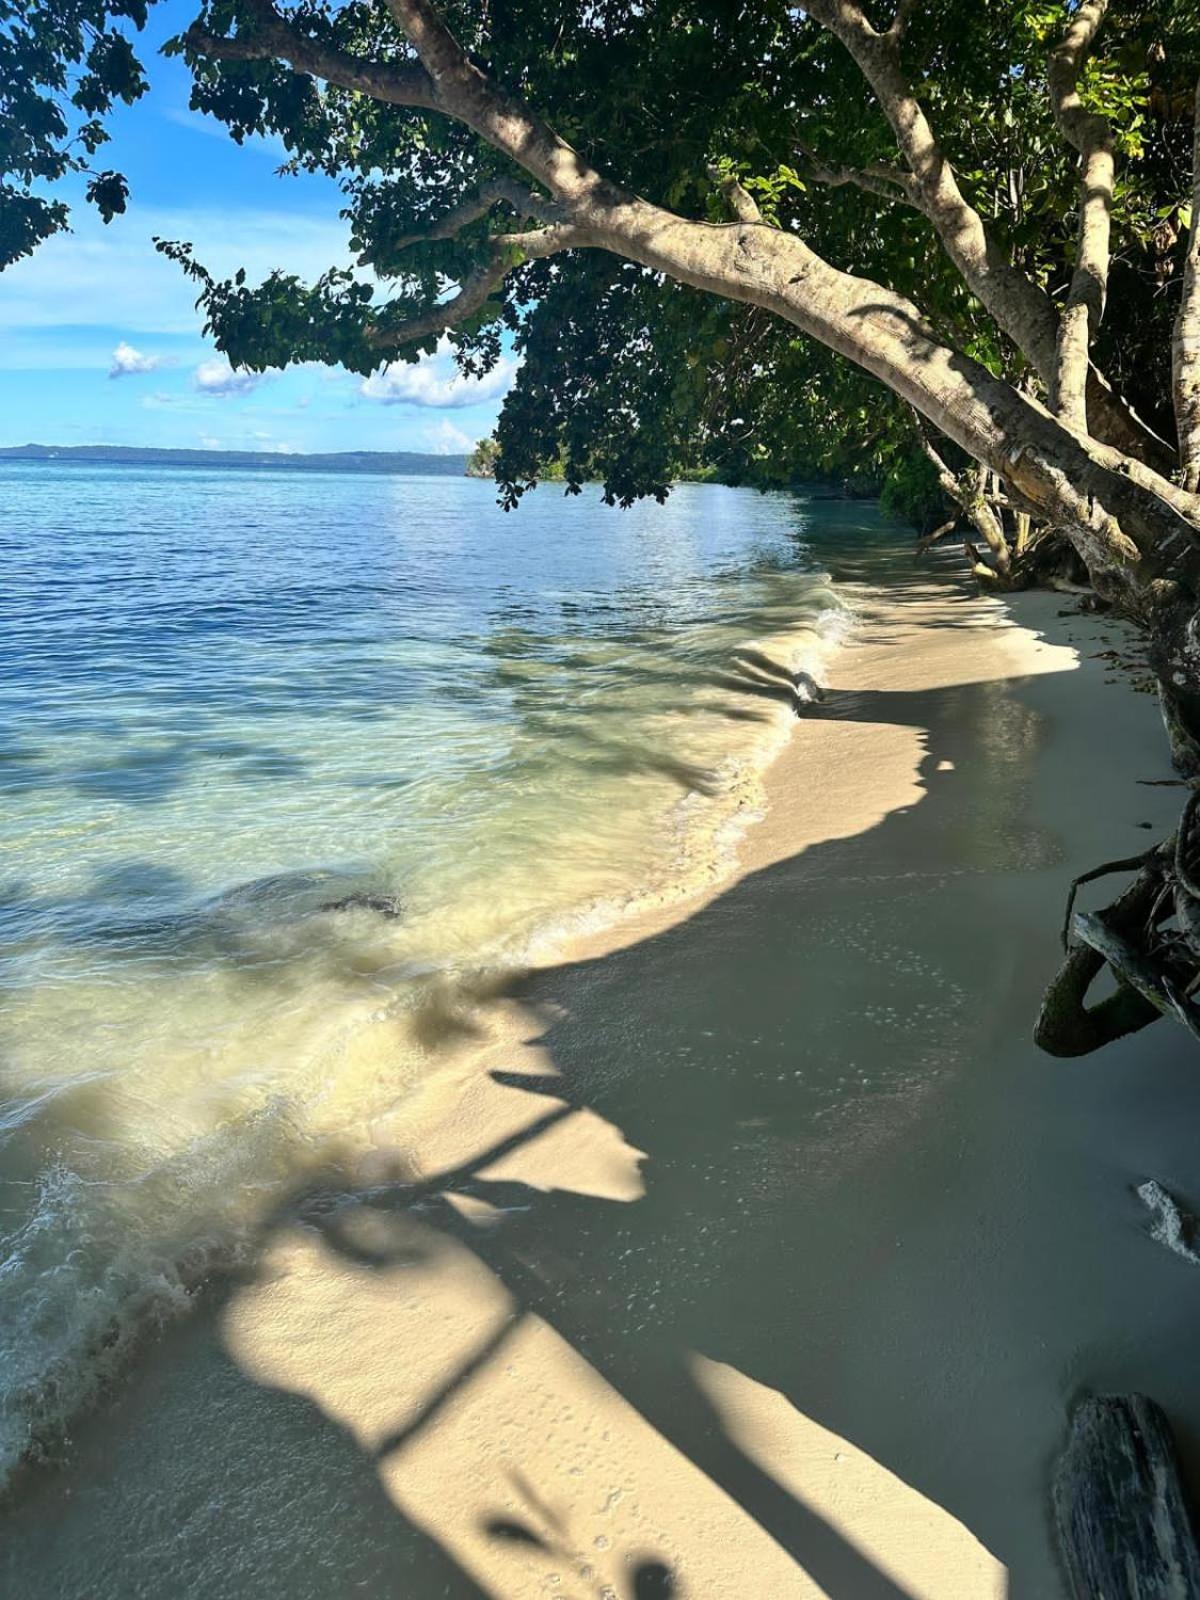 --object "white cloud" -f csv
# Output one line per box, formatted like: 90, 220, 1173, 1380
194, 357, 267, 397
108, 341, 162, 378
360, 339, 516, 409
423, 419, 474, 455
